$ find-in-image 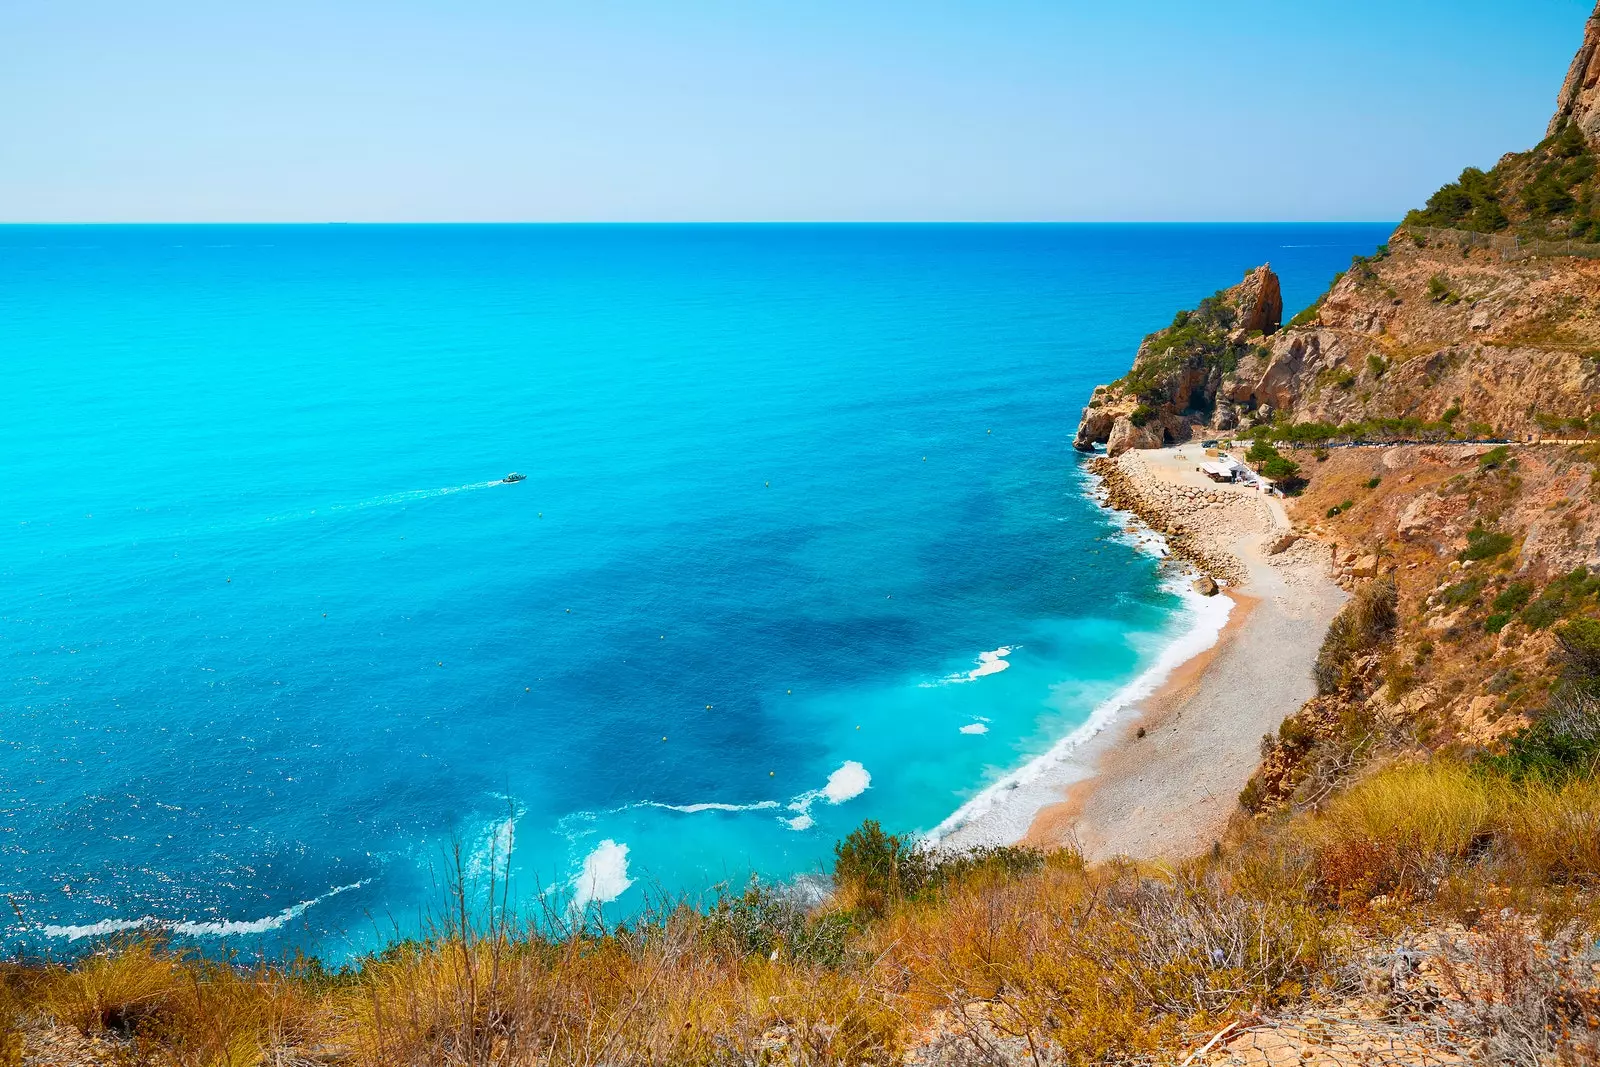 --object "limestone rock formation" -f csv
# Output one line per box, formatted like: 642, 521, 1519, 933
1233, 263, 1283, 335
1548, 0, 1600, 146
1072, 265, 1282, 455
